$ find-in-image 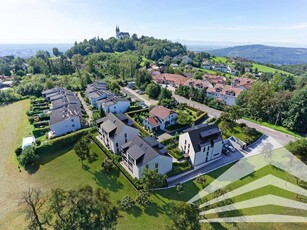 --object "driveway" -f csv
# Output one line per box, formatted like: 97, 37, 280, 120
77, 93, 92, 124
122, 87, 155, 106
